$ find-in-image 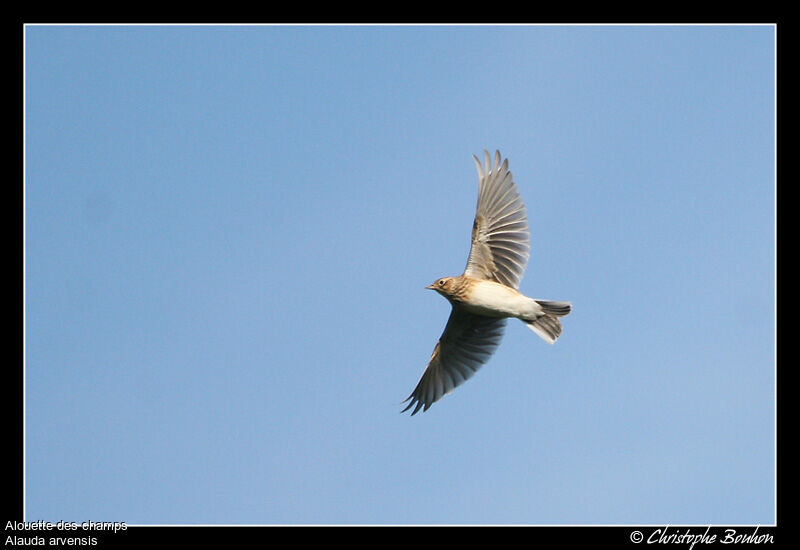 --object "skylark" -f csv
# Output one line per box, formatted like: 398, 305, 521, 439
402, 150, 571, 415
